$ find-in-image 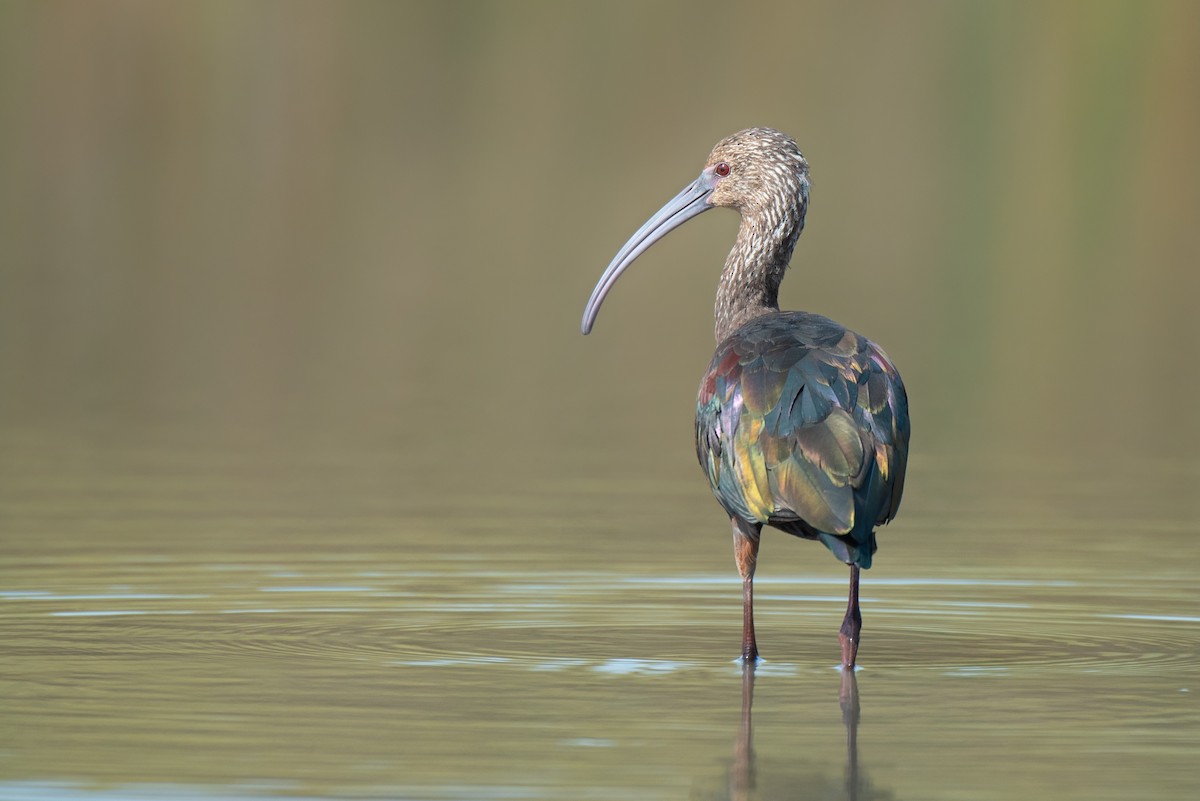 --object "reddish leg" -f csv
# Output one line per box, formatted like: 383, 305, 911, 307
731, 518, 762, 663
839, 564, 862, 668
